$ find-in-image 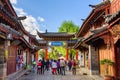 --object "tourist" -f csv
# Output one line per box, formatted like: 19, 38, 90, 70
41, 59, 45, 74
37, 60, 42, 74
60, 58, 66, 75
72, 59, 77, 75
68, 60, 72, 71
51, 60, 57, 74
32, 60, 36, 73
57, 59, 60, 74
